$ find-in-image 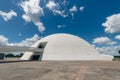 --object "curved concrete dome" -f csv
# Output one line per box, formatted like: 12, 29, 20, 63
20, 33, 113, 60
